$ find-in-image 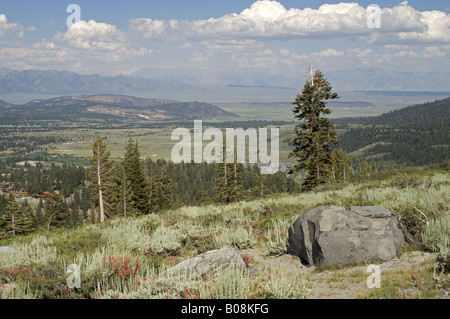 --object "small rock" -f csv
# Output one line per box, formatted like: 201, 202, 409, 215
417, 183, 429, 190
0, 246, 14, 254
248, 264, 265, 276
166, 247, 246, 279
0, 283, 17, 295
